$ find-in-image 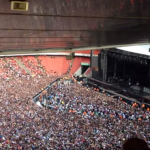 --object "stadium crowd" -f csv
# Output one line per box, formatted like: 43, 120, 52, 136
0, 56, 149, 149
37, 78, 150, 150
